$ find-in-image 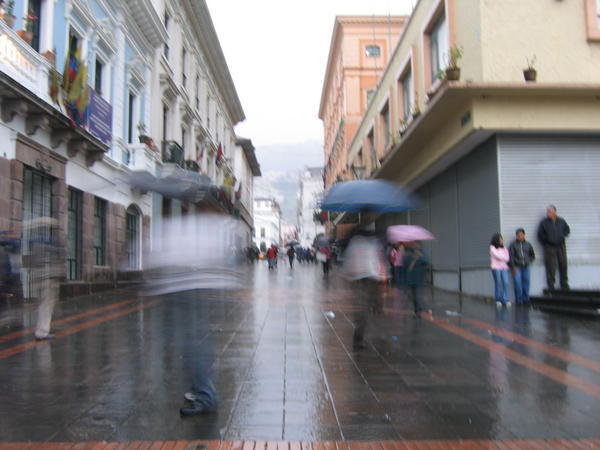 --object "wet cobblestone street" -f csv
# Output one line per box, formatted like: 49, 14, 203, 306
0, 263, 599, 447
